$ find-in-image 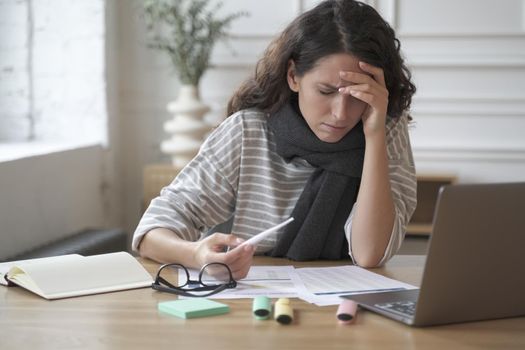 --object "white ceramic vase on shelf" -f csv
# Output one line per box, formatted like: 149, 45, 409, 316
160, 85, 211, 168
